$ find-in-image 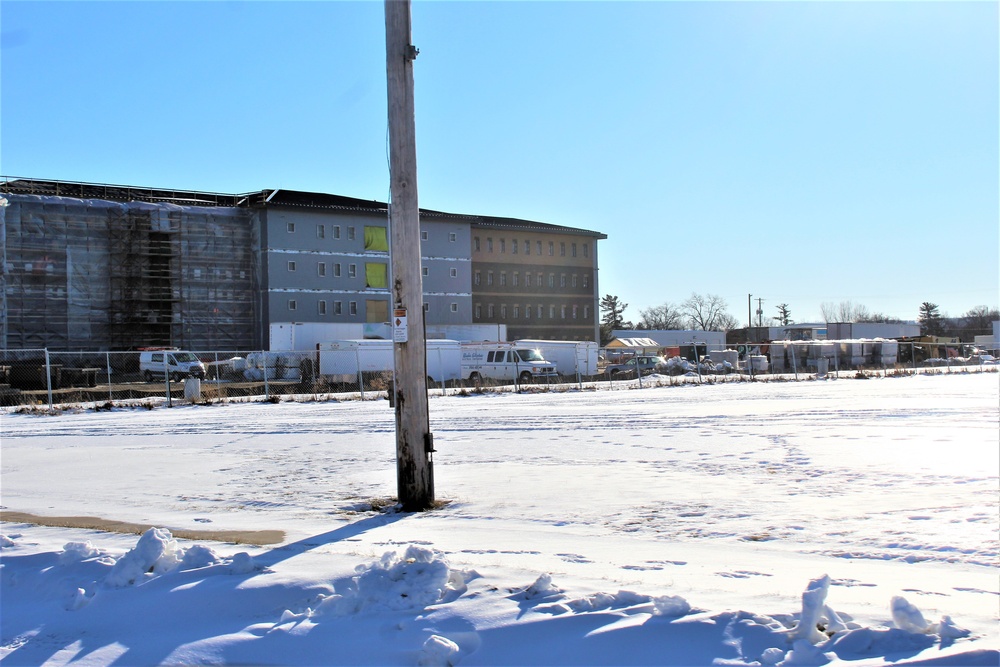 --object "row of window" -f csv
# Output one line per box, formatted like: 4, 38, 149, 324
474, 270, 589, 289
474, 237, 589, 259
287, 261, 389, 288
288, 299, 461, 316
474, 304, 592, 321
287, 221, 458, 245
289, 261, 460, 280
